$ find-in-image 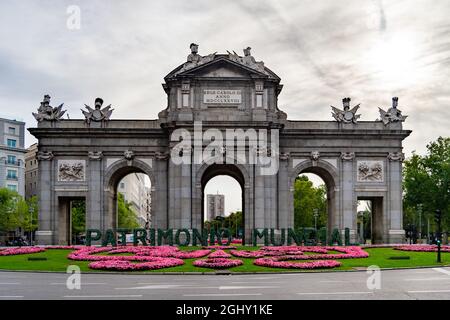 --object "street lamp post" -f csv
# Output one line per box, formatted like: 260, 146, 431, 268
313, 209, 319, 231
358, 211, 364, 244
418, 204, 423, 240
313, 208, 319, 244
235, 212, 238, 238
